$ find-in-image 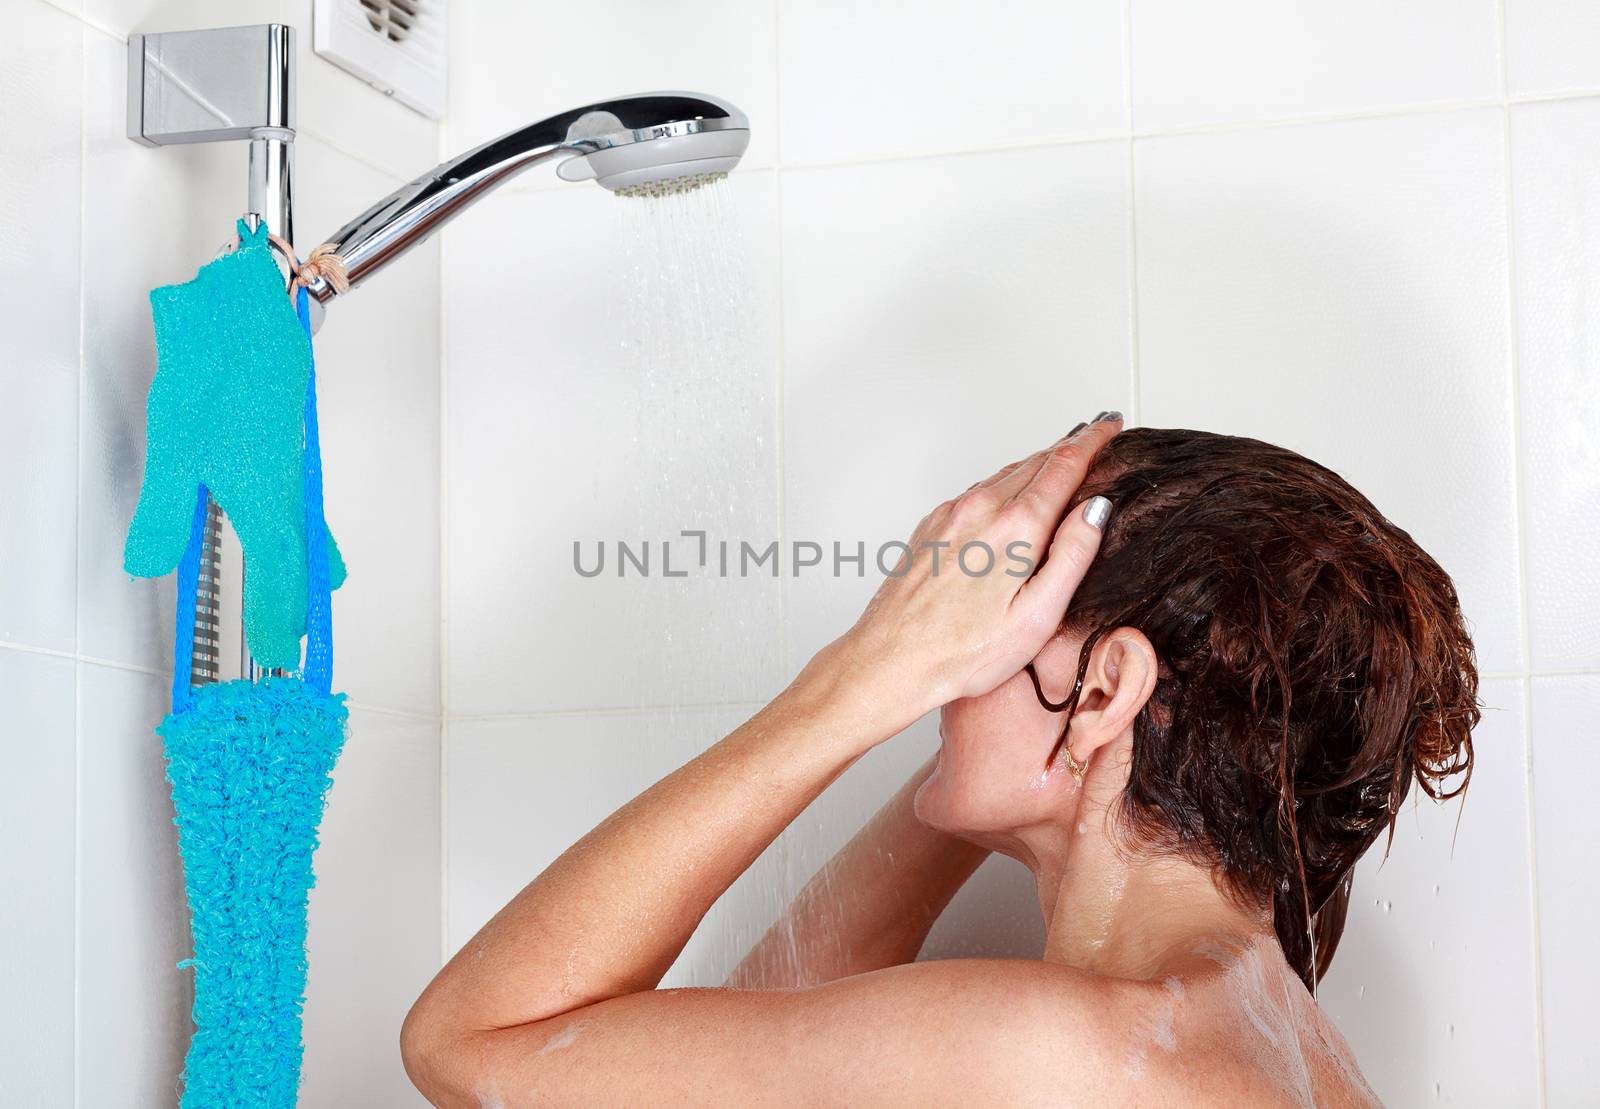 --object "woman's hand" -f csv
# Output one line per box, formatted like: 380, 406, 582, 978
821, 413, 1121, 729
